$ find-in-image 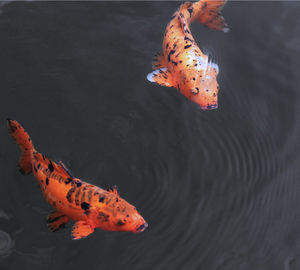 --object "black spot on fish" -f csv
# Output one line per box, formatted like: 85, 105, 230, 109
66, 187, 76, 203
34, 166, 37, 173
76, 182, 82, 187
188, 8, 193, 16
184, 44, 192, 49
75, 189, 81, 206
99, 195, 105, 203
37, 163, 40, 169
193, 77, 195, 80
87, 190, 93, 202
168, 50, 176, 62
81, 202, 90, 210
97, 212, 109, 222
117, 220, 125, 226
81, 191, 86, 203
42, 154, 46, 160
65, 178, 72, 185
48, 161, 54, 173
46, 177, 49, 185
166, 42, 169, 49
